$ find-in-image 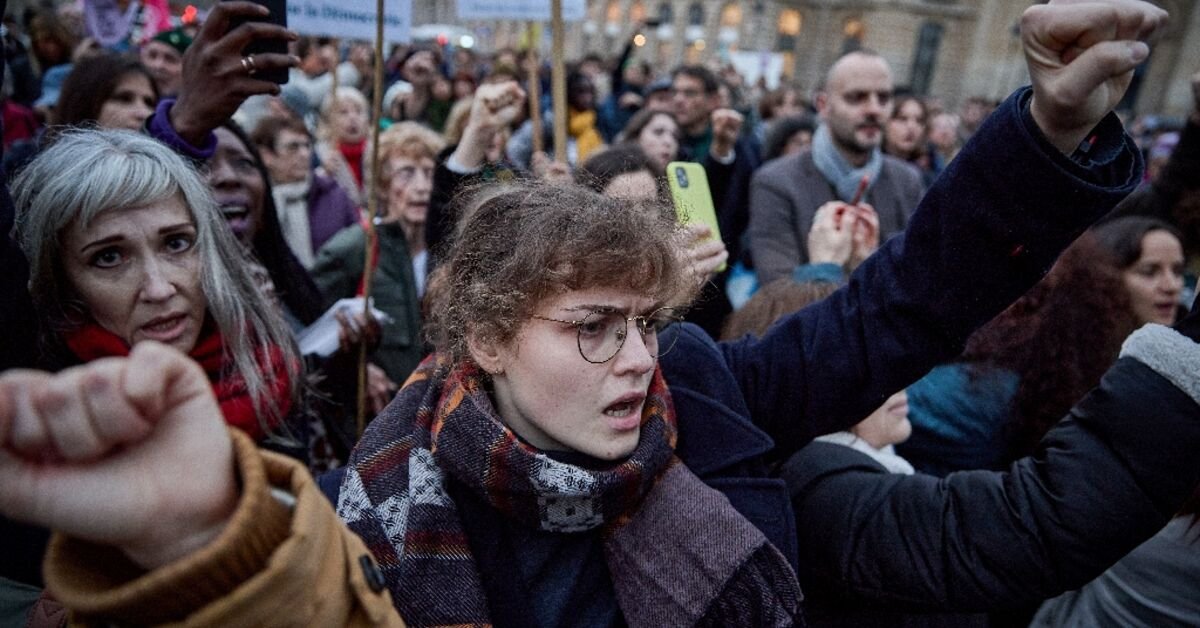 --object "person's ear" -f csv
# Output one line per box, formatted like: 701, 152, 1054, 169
467, 332, 506, 376
815, 91, 829, 118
